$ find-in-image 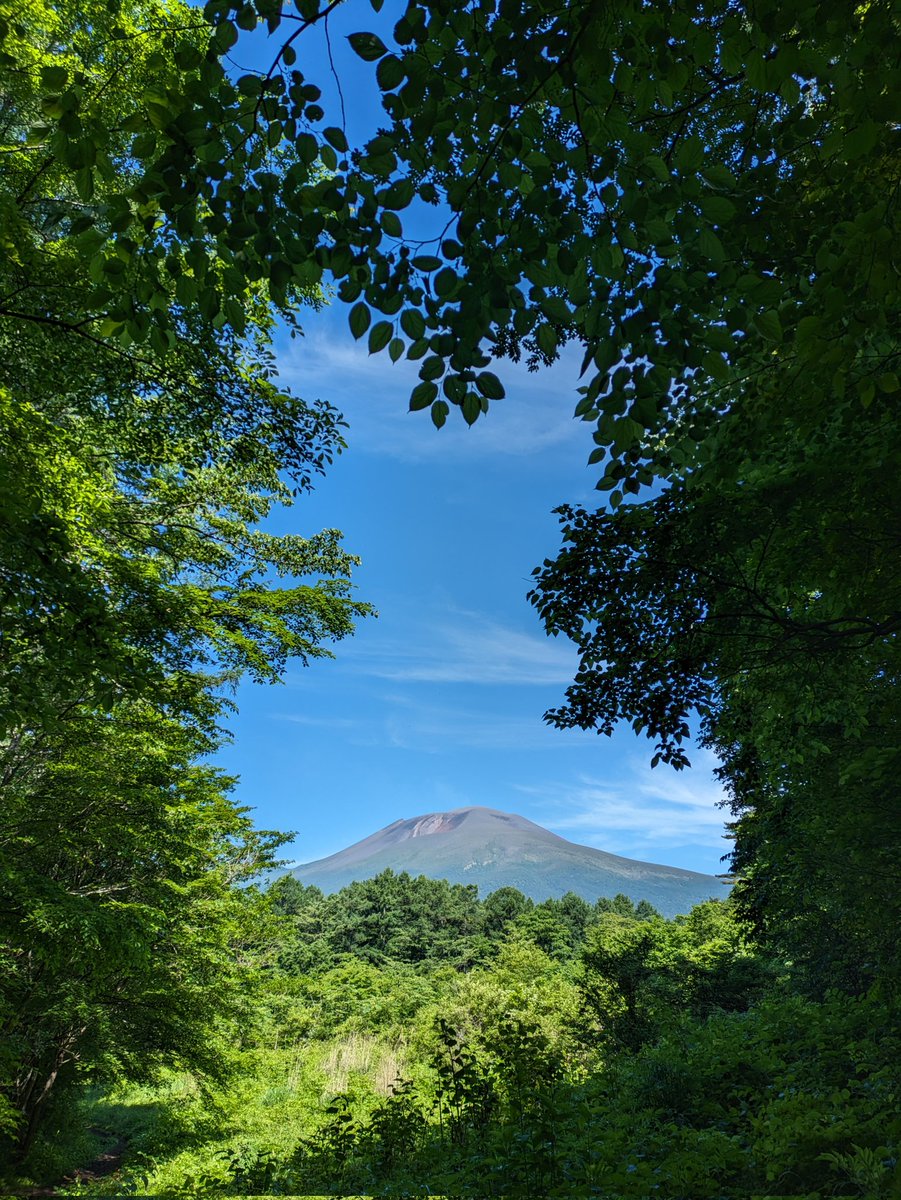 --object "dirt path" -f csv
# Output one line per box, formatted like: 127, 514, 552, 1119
19, 1129, 127, 1197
